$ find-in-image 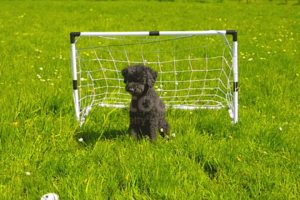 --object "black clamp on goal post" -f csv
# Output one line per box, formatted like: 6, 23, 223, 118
70, 32, 81, 44
226, 30, 238, 42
